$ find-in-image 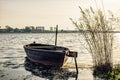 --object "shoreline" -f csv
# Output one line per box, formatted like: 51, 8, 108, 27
0, 66, 94, 80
